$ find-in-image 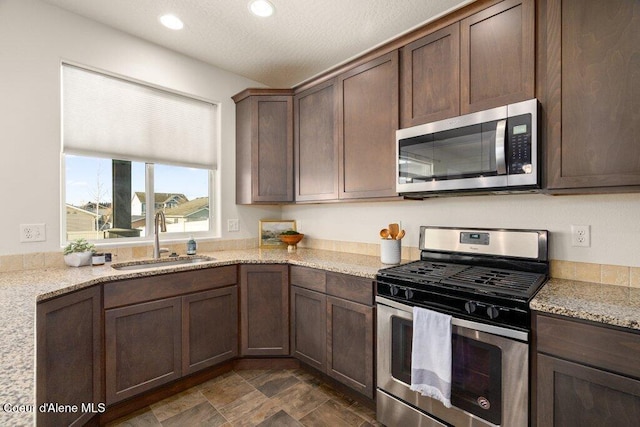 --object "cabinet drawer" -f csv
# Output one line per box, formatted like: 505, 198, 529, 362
326, 273, 374, 306
104, 266, 237, 309
290, 266, 326, 293
536, 314, 640, 379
